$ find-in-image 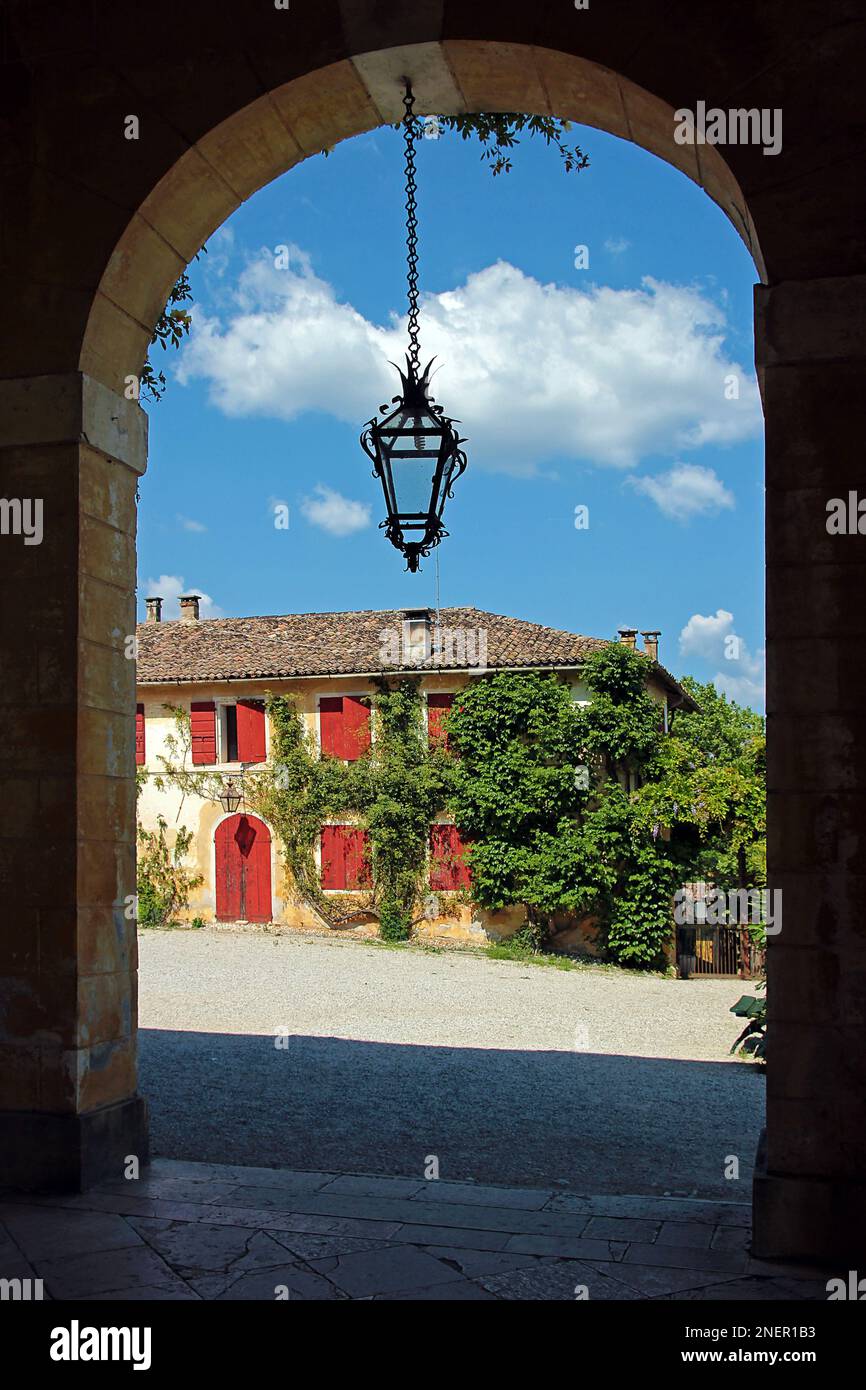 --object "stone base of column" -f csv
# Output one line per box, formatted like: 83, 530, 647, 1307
752, 1129, 866, 1263
0, 1096, 149, 1192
